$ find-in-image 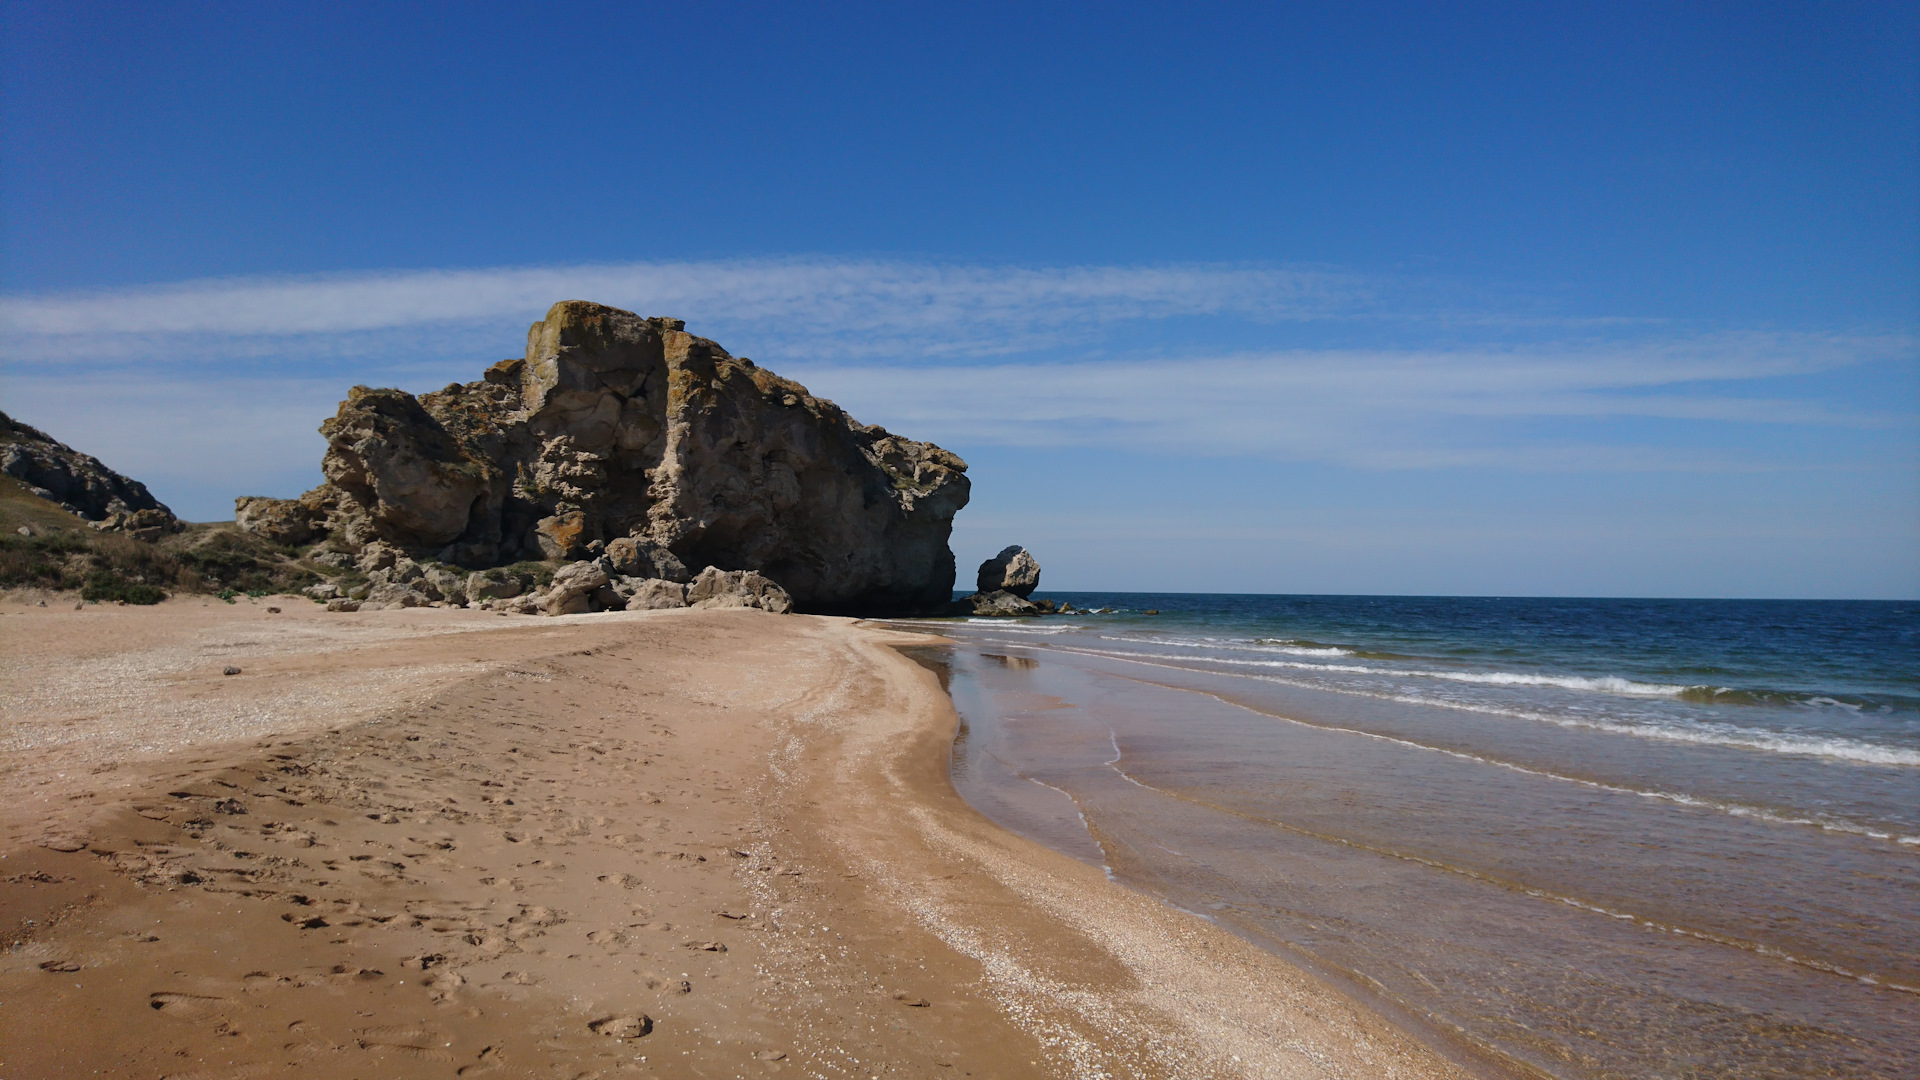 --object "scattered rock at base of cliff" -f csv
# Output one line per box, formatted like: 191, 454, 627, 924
614, 576, 689, 610
237, 301, 968, 615
976, 545, 1040, 598
1, 411, 182, 540
686, 567, 793, 614
964, 589, 1041, 617
542, 559, 612, 616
